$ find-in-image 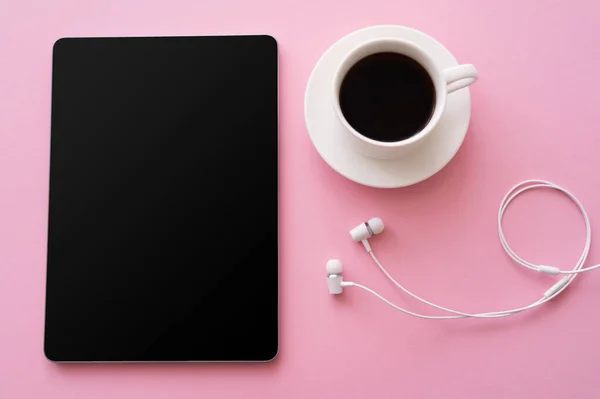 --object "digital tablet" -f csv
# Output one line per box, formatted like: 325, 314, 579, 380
44, 35, 278, 362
